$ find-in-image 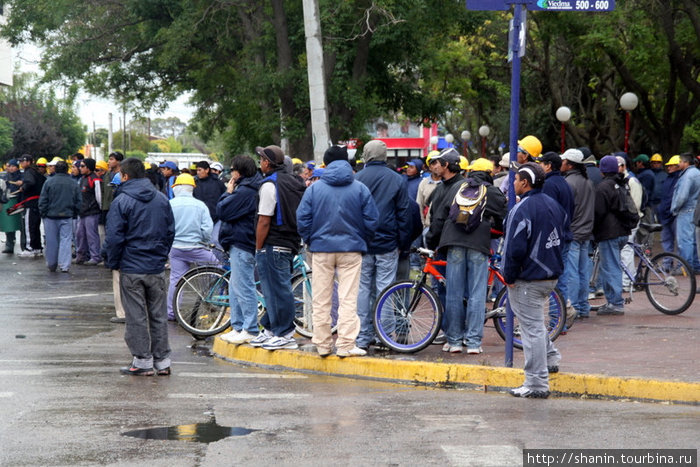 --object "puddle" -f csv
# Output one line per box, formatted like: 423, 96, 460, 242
122, 416, 257, 443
